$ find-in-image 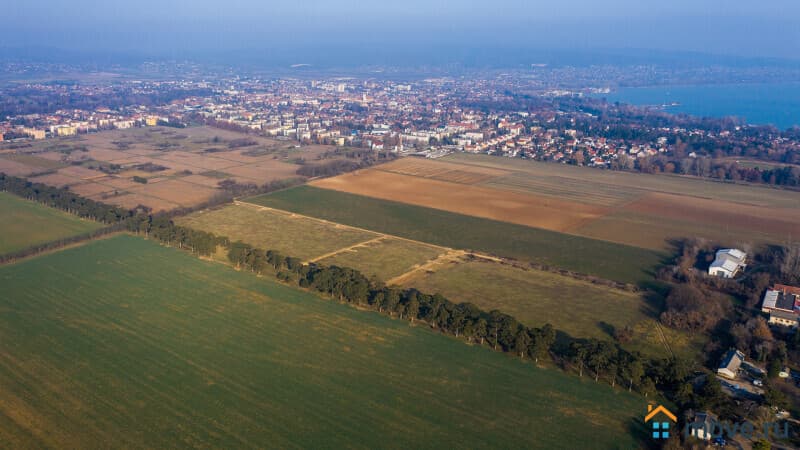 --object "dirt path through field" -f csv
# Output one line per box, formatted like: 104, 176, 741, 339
306, 236, 387, 263
385, 251, 503, 286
